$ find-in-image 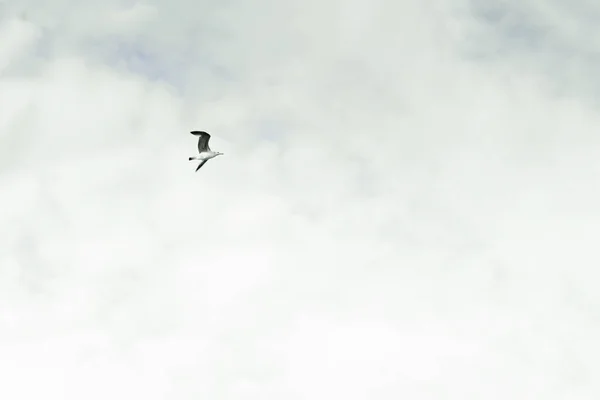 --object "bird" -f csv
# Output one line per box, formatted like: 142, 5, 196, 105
188, 131, 224, 172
